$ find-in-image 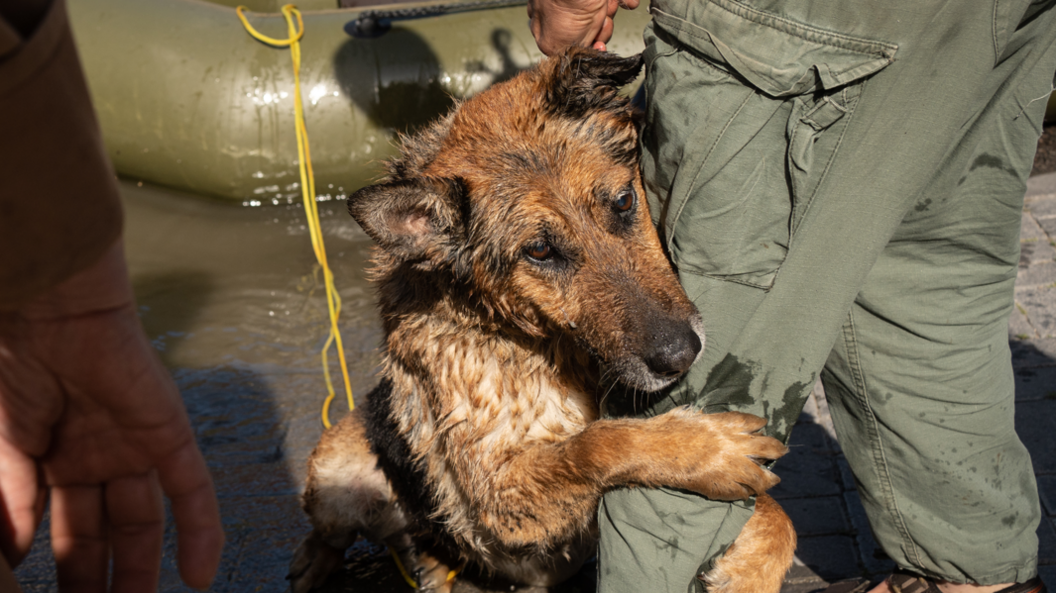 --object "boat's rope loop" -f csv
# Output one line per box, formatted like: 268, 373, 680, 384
236, 5, 355, 429
345, 0, 527, 38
